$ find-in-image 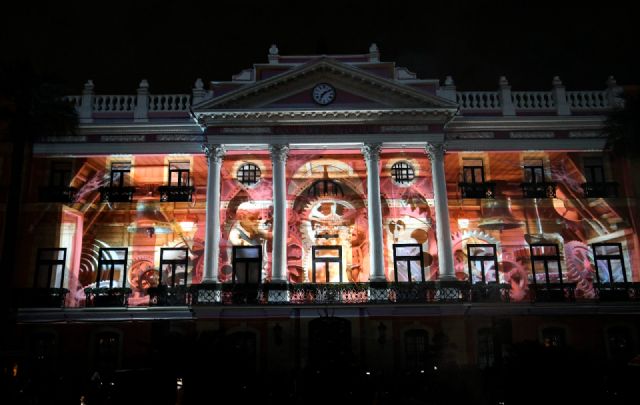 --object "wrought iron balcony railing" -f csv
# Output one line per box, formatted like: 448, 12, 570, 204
100, 186, 136, 203
582, 182, 619, 198
520, 182, 557, 198
38, 186, 77, 203
458, 182, 496, 199
84, 287, 131, 307
14, 288, 69, 308
158, 185, 195, 202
